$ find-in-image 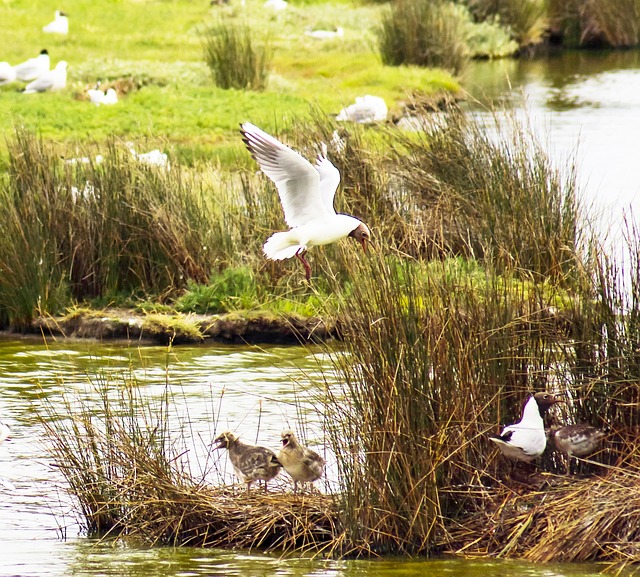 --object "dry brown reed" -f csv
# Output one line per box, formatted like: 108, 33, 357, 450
441, 464, 640, 570
41, 379, 344, 555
